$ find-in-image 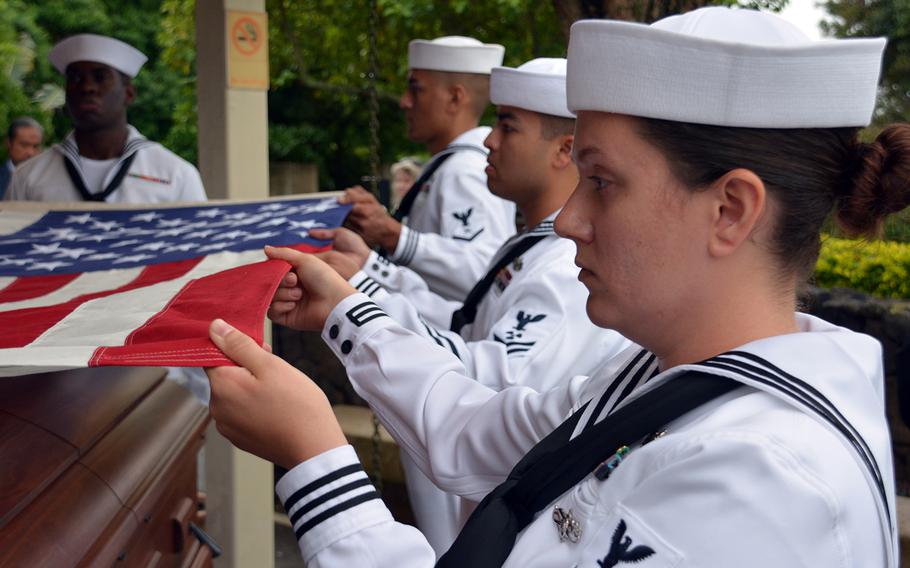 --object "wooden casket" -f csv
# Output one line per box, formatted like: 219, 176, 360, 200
0, 366, 212, 567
